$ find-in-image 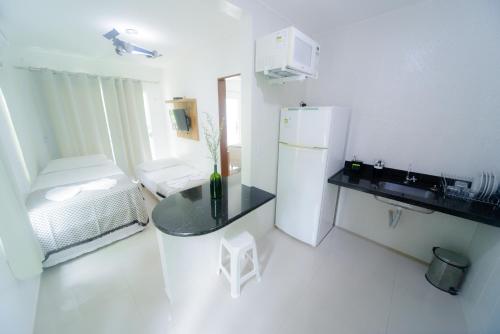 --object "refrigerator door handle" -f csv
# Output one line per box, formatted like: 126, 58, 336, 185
279, 142, 328, 150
